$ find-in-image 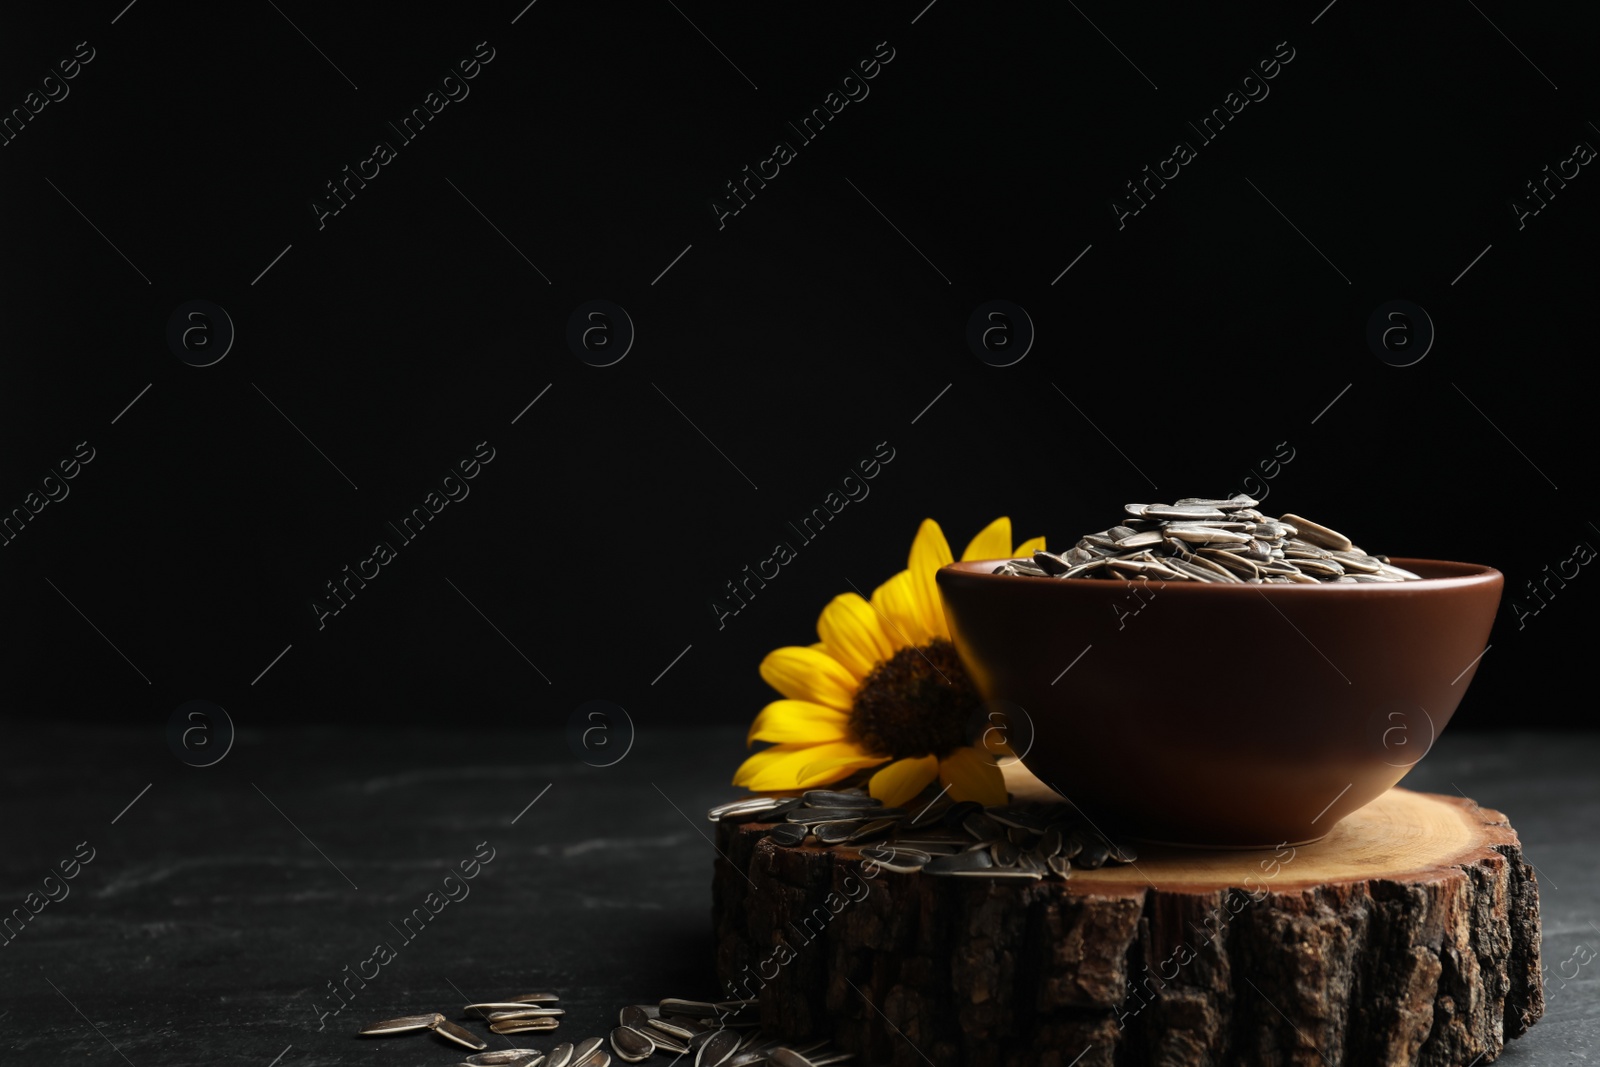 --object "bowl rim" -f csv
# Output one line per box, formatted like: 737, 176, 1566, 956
939, 556, 1503, 592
